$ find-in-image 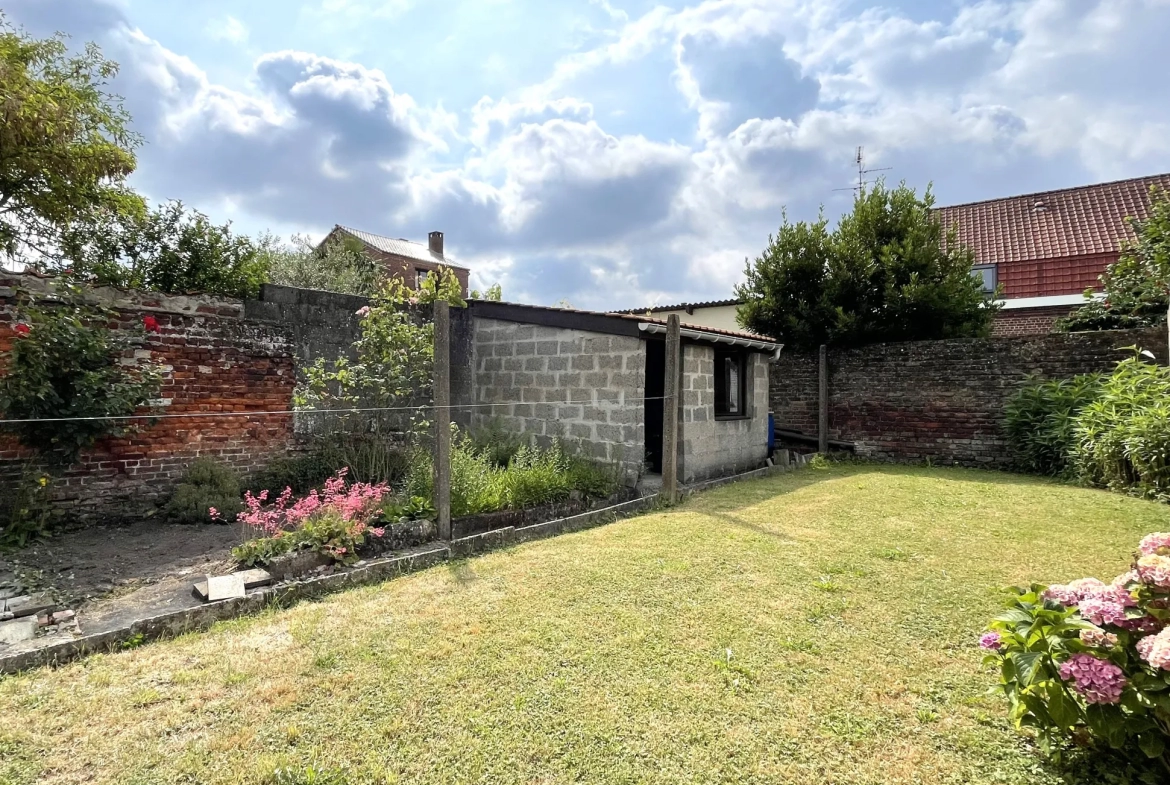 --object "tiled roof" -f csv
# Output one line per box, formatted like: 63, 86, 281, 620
612, 298, 743, 314
934, 173, 1170, 264
334, 226, 469, 270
